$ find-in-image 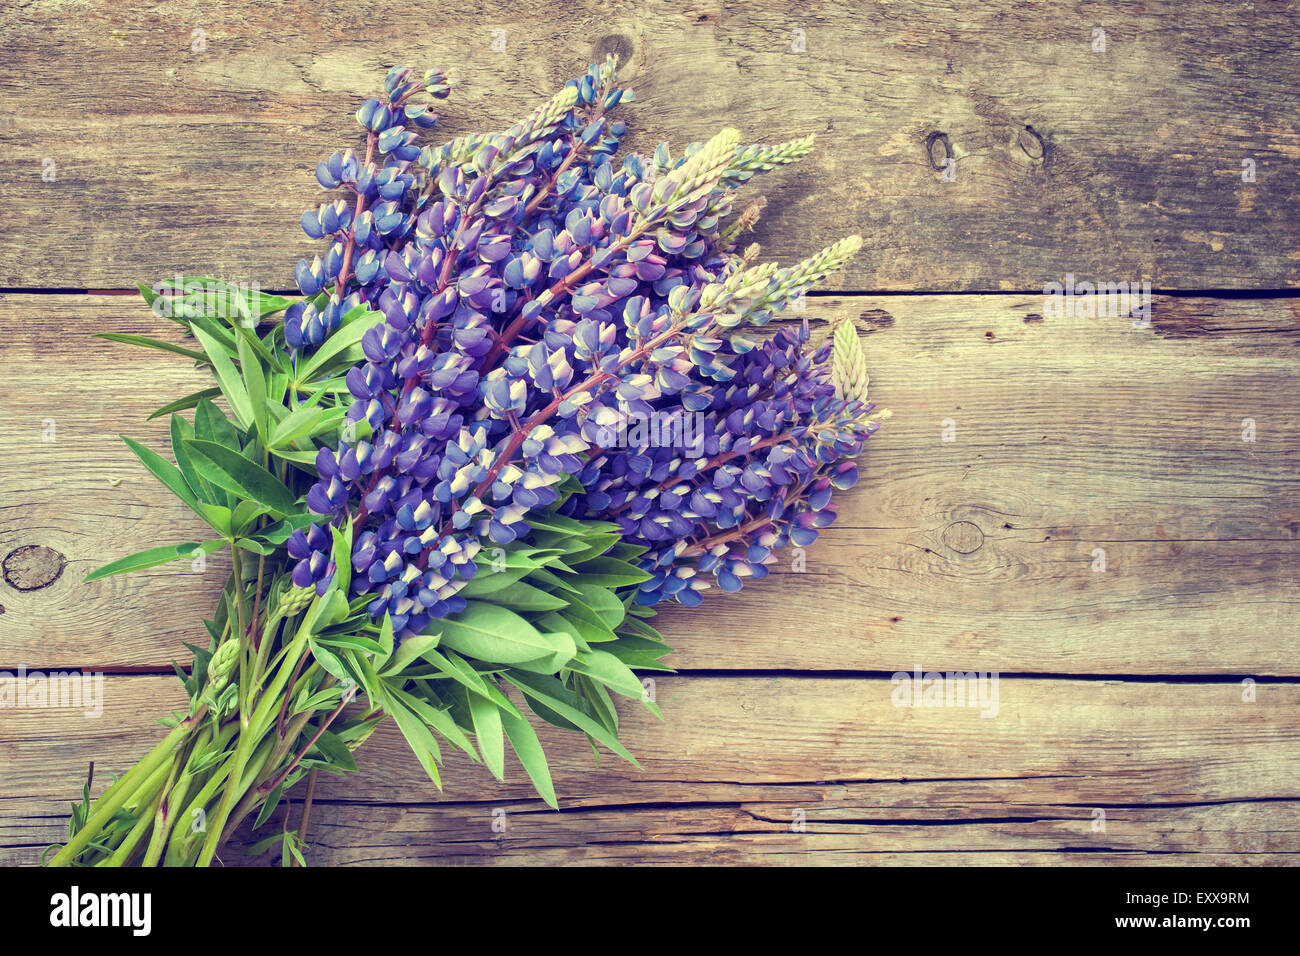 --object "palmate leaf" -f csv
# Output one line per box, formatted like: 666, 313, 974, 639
601, 635, 675, 672
182, 439, 299, 516
389, 682, 480, 762
378, 632, 440, 678
504, 671, 640, 766
170, 415, 221, 507
413, 647, 522, 718
380, 685, 443, 788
